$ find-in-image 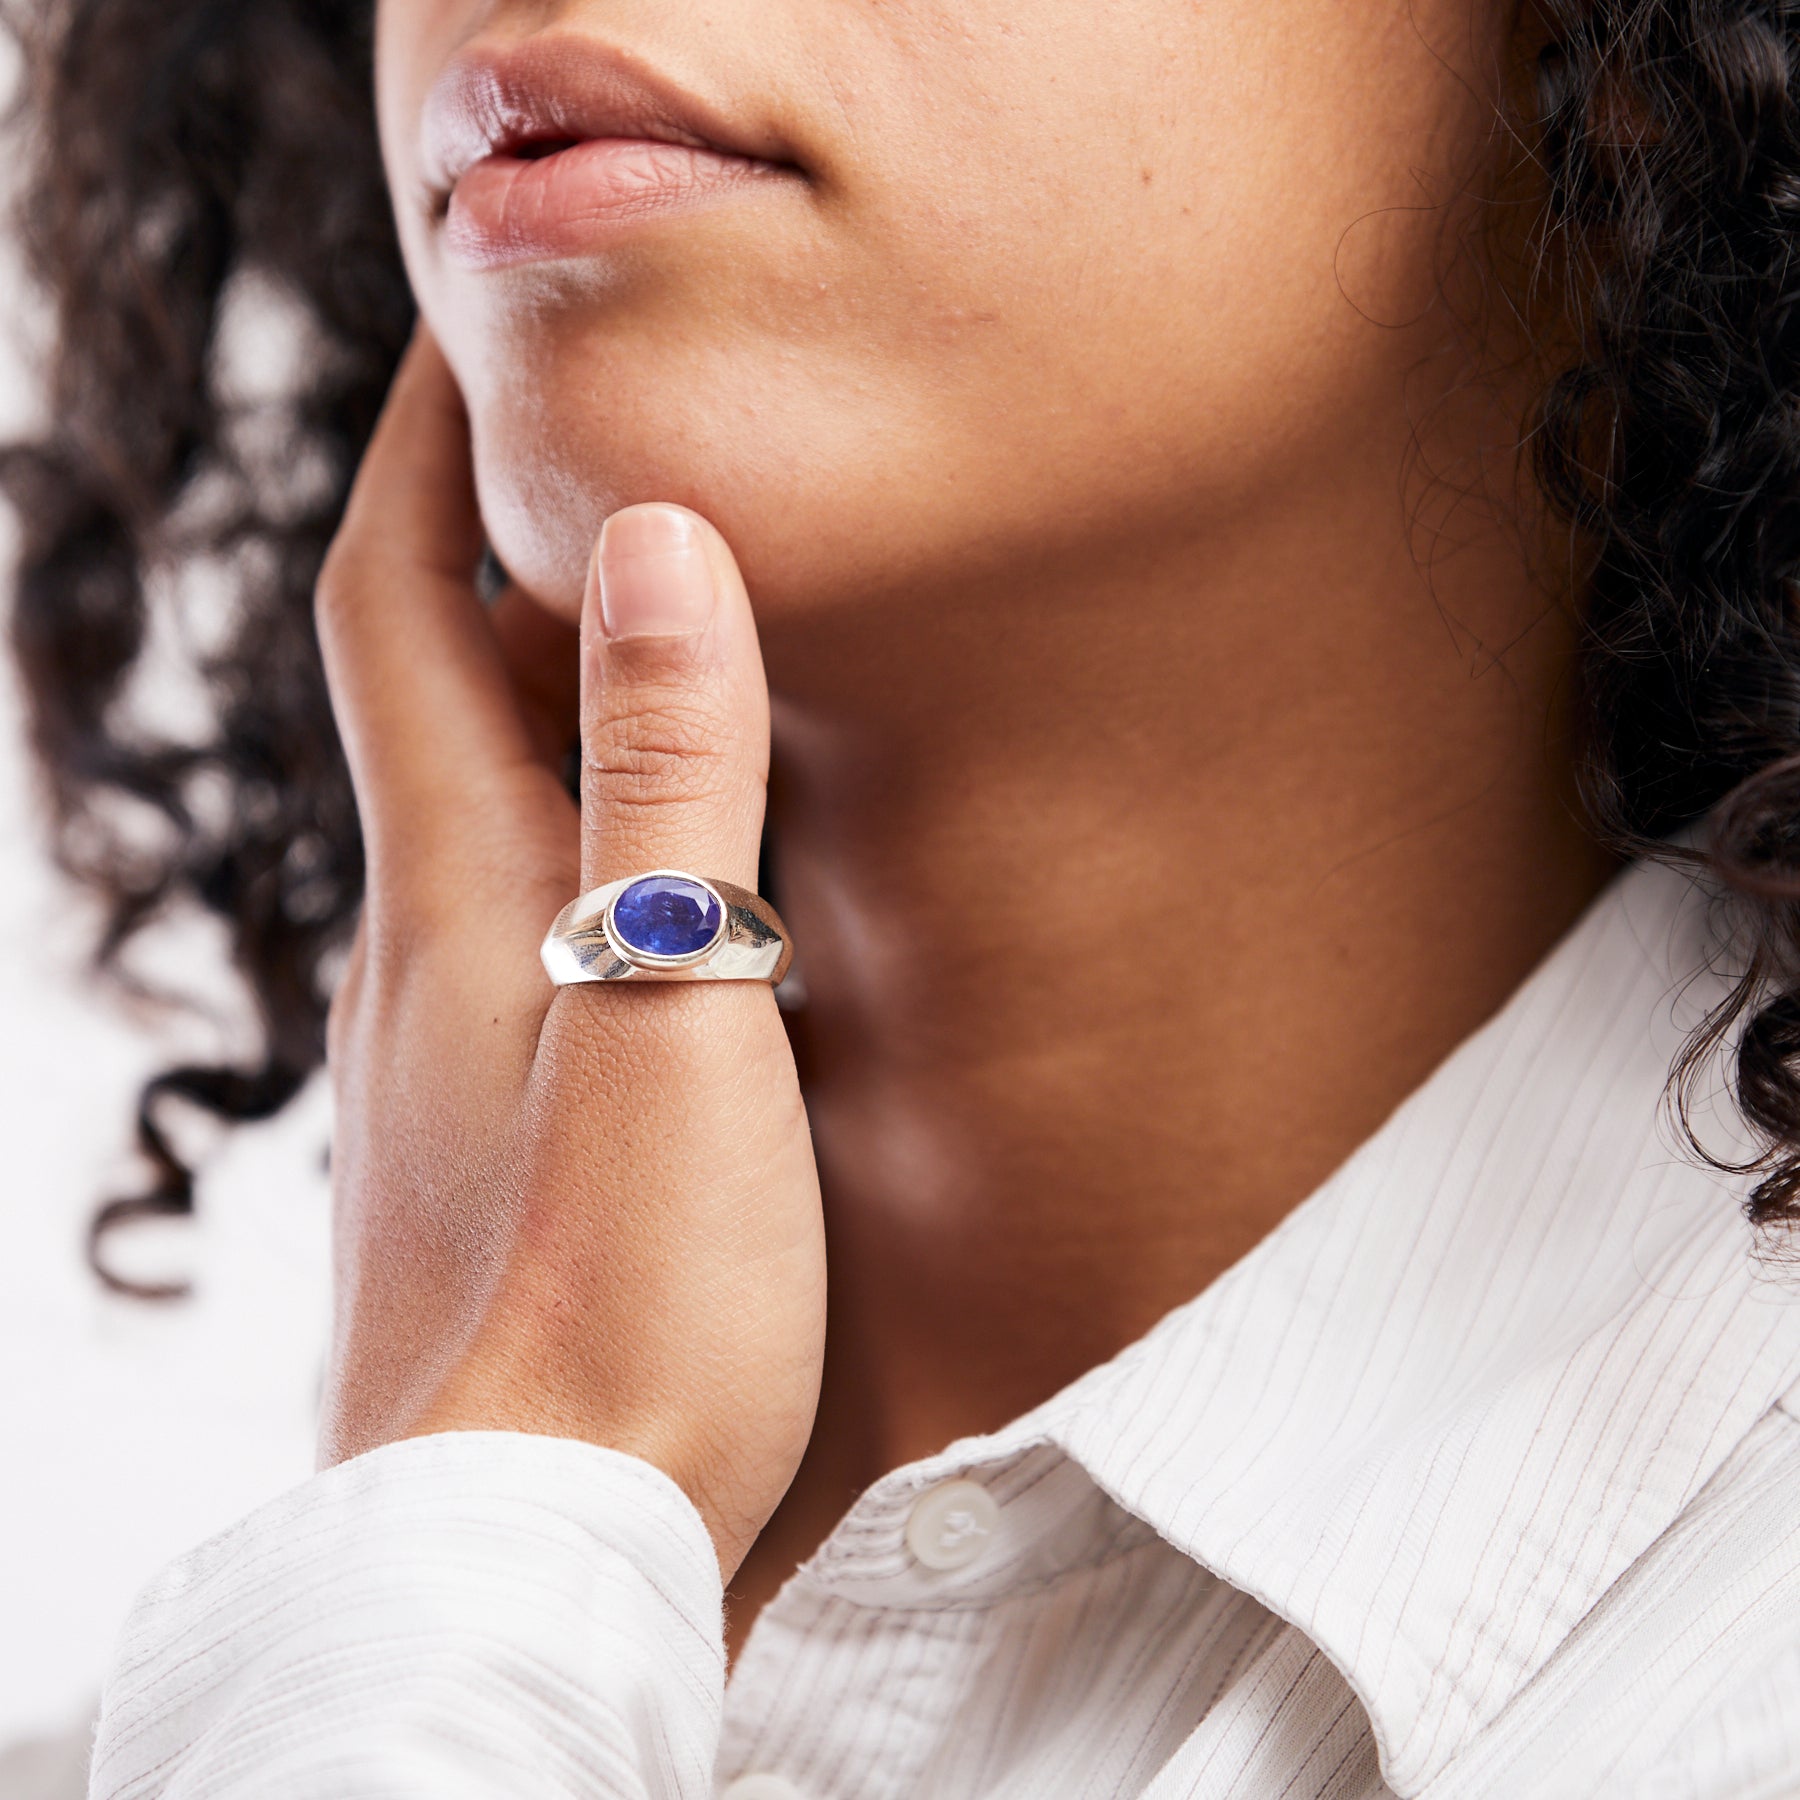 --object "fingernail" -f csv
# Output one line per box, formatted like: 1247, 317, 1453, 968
597, 506, 717, 640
